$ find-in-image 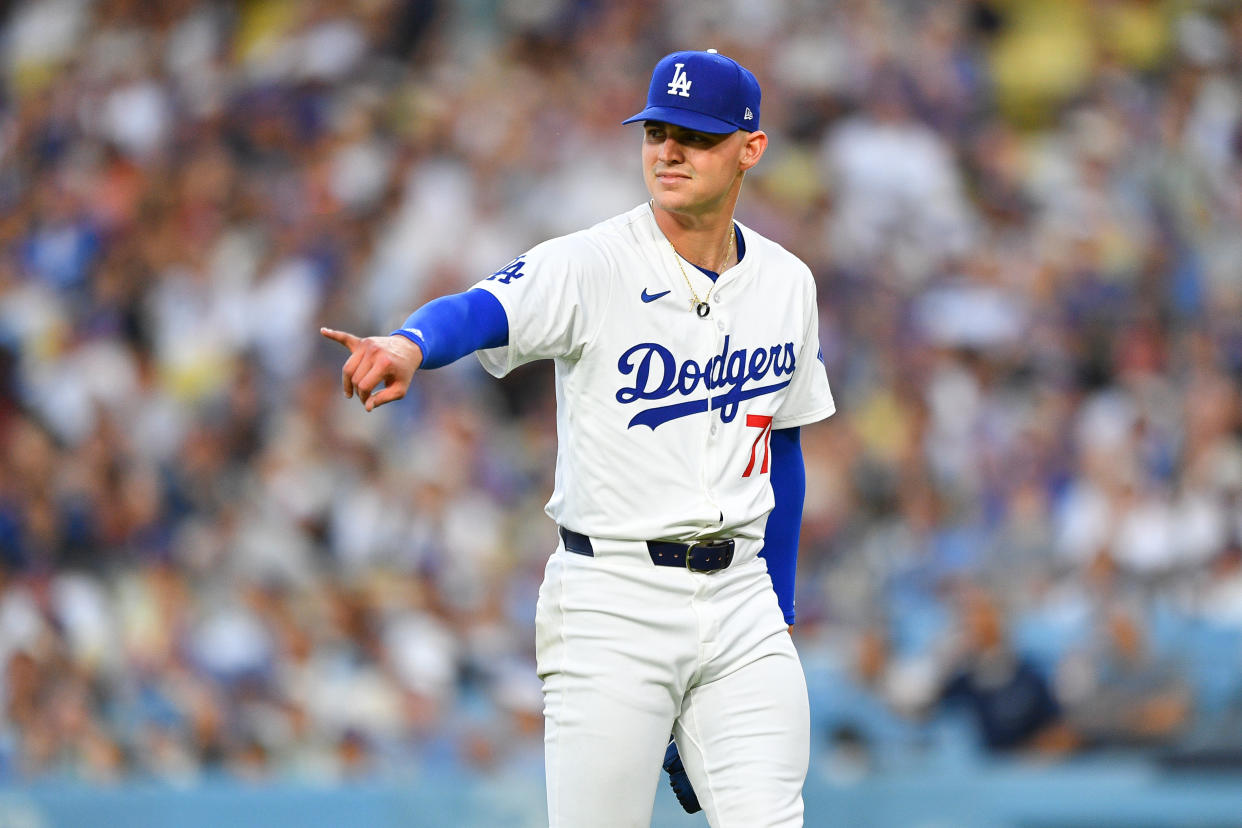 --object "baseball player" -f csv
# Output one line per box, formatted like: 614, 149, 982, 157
322, 50, 834, 827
